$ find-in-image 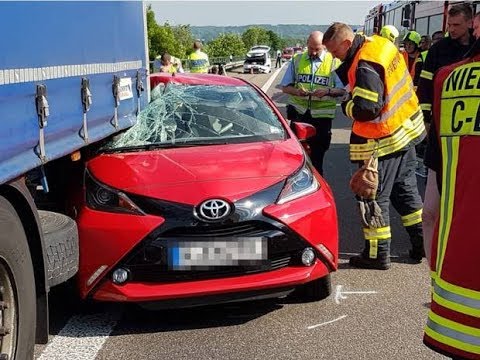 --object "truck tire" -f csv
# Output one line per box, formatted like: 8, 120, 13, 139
0, 195, 36, 359
39, 211, 79, 288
